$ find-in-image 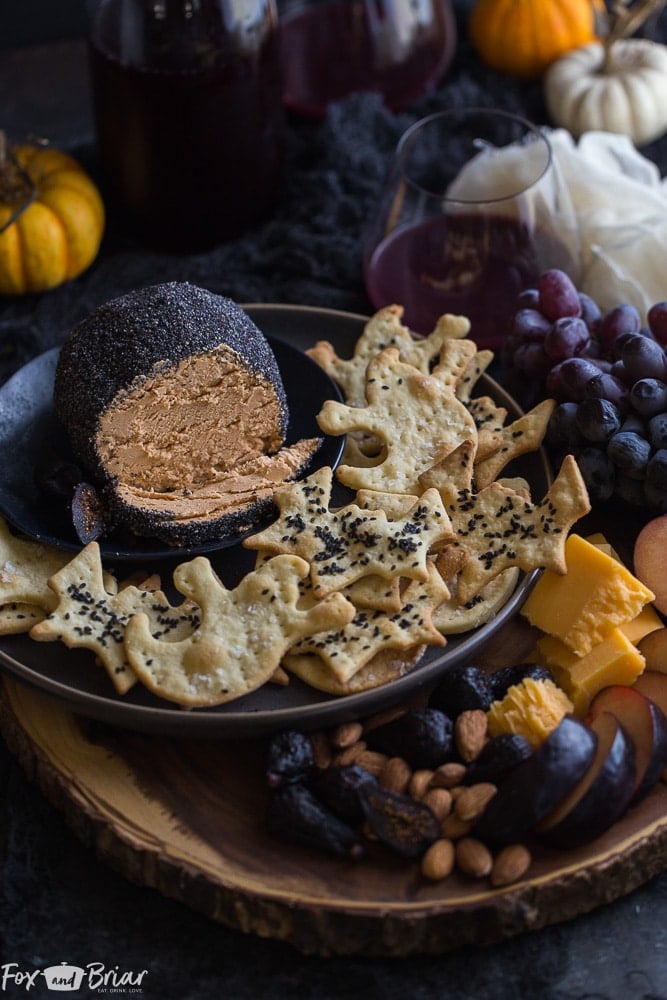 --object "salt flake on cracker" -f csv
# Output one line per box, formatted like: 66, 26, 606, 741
124, 554, 354, 707
244, 466, 454, 597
